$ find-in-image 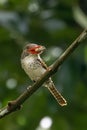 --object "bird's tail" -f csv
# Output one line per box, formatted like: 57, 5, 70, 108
45, 79, 67, 106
